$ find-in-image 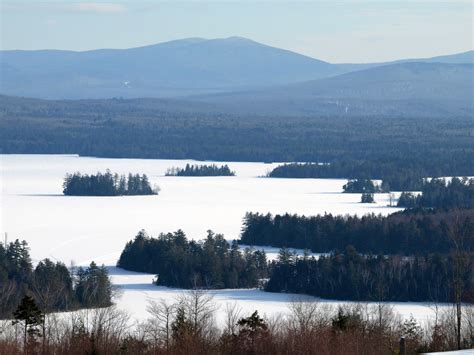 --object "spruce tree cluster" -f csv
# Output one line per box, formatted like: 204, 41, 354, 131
268, 162, 429, 191
239, 209, 474, 254
63, 170, 158, 196
0, 240, 112, 318
397, 177, 474, 209
266, 246, 474, 302
166, 164, 235, 177
117, 230, 266, 289
343, 179, 380, 193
